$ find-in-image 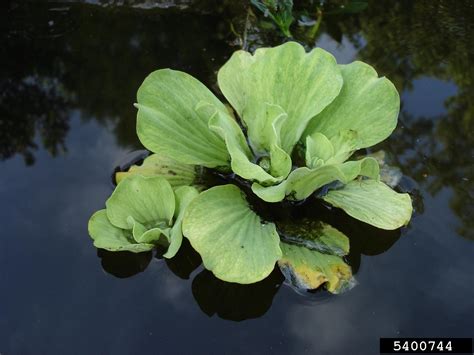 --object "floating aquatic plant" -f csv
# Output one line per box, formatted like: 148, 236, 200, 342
89, 175, 198, 258
88, 42, 412, 293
